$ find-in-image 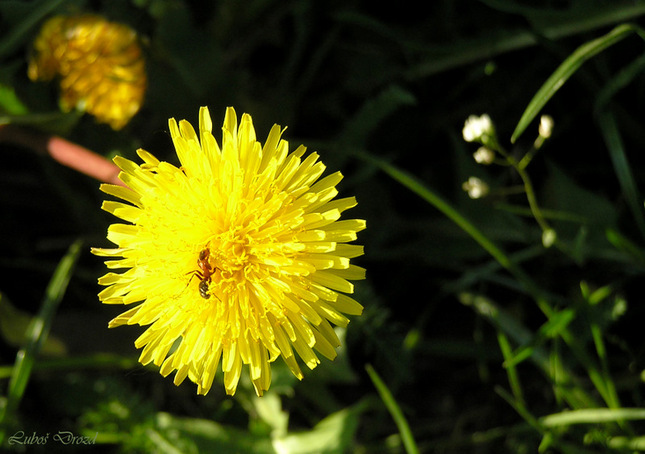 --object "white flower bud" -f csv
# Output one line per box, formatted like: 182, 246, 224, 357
473, 146, 495, 165
542, 228, 557, 248
462, 176, 489, 199
462, 114, 493, 143
538, 115, 554, 139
